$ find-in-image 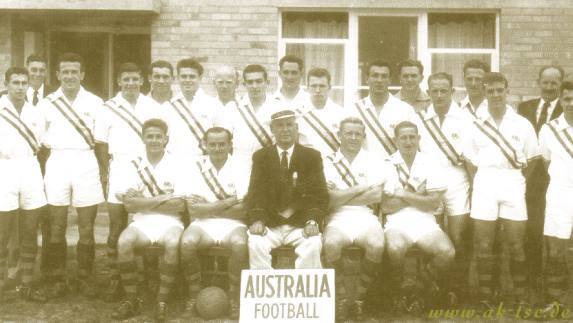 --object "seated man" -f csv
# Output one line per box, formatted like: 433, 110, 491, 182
382, 121, 455, 311
322, 117, 386, 320
111, 119, 186, 322
246, 109, 329, 269
180, 127, 249, 319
